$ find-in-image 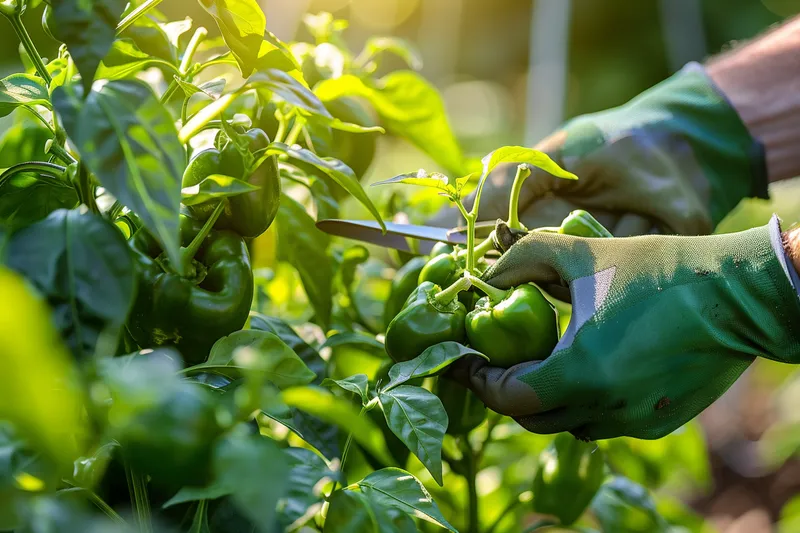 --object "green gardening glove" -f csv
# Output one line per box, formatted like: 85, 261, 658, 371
432, 63, 768, 236
449, 217, 800, 441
